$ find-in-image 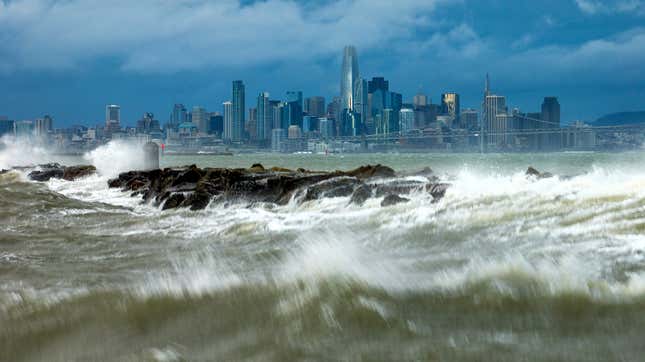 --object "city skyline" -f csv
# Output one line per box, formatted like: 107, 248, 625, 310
1, 0, 645, 125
